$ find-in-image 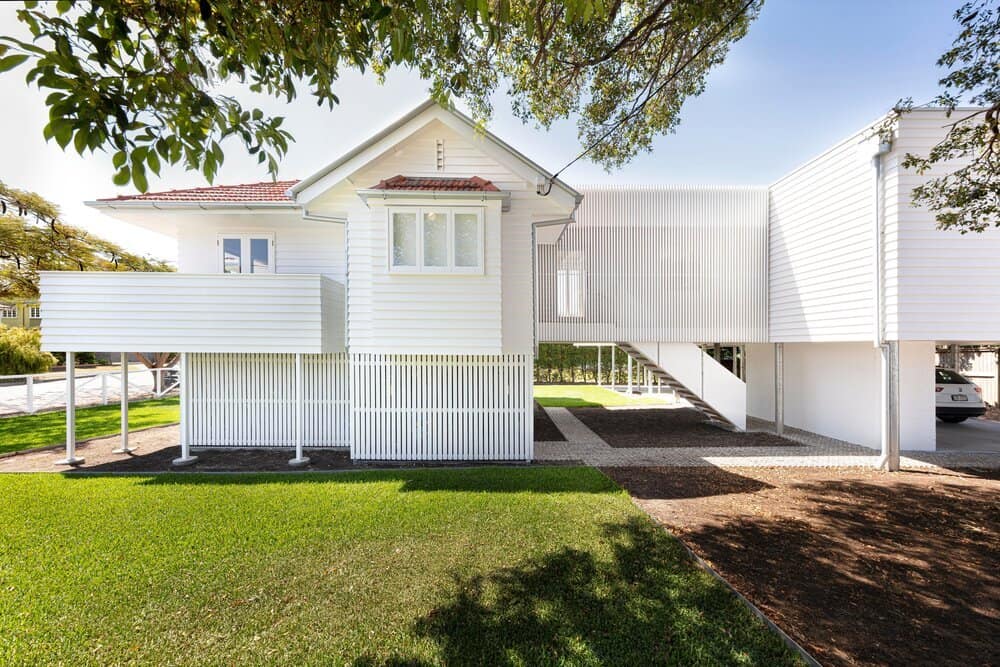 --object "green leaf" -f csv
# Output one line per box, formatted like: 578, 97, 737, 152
73, 128, 88, 154
112, 166, 131, 186
112, 151, 127, 169
53, 123, 72, 149
132, 163, 148, 193
0, 54, 29, 73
